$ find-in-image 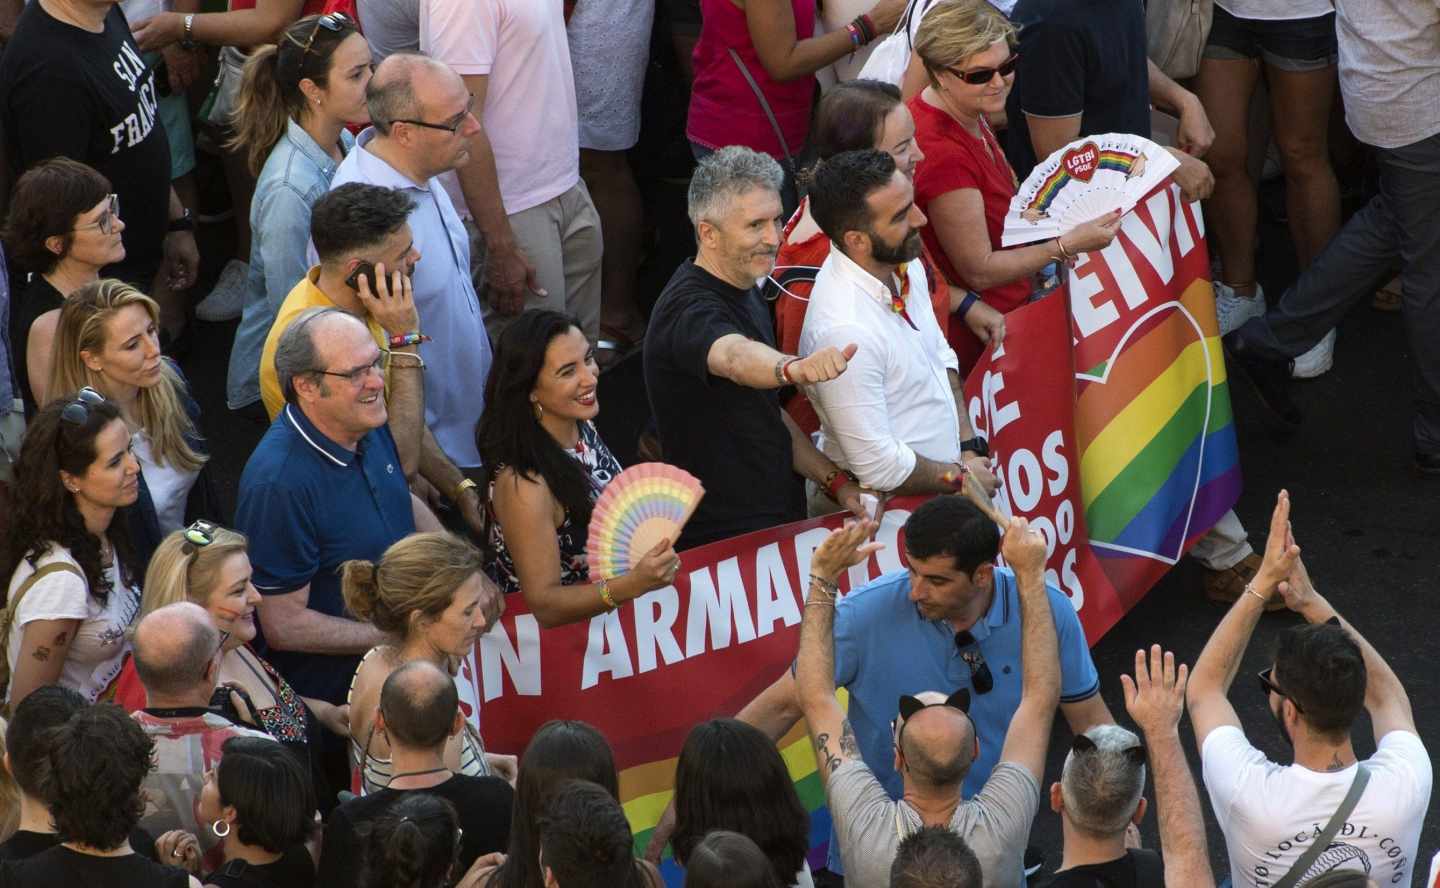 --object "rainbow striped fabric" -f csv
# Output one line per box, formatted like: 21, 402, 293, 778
1026, 149, 1140, 215
1074, 275, 1242, 565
